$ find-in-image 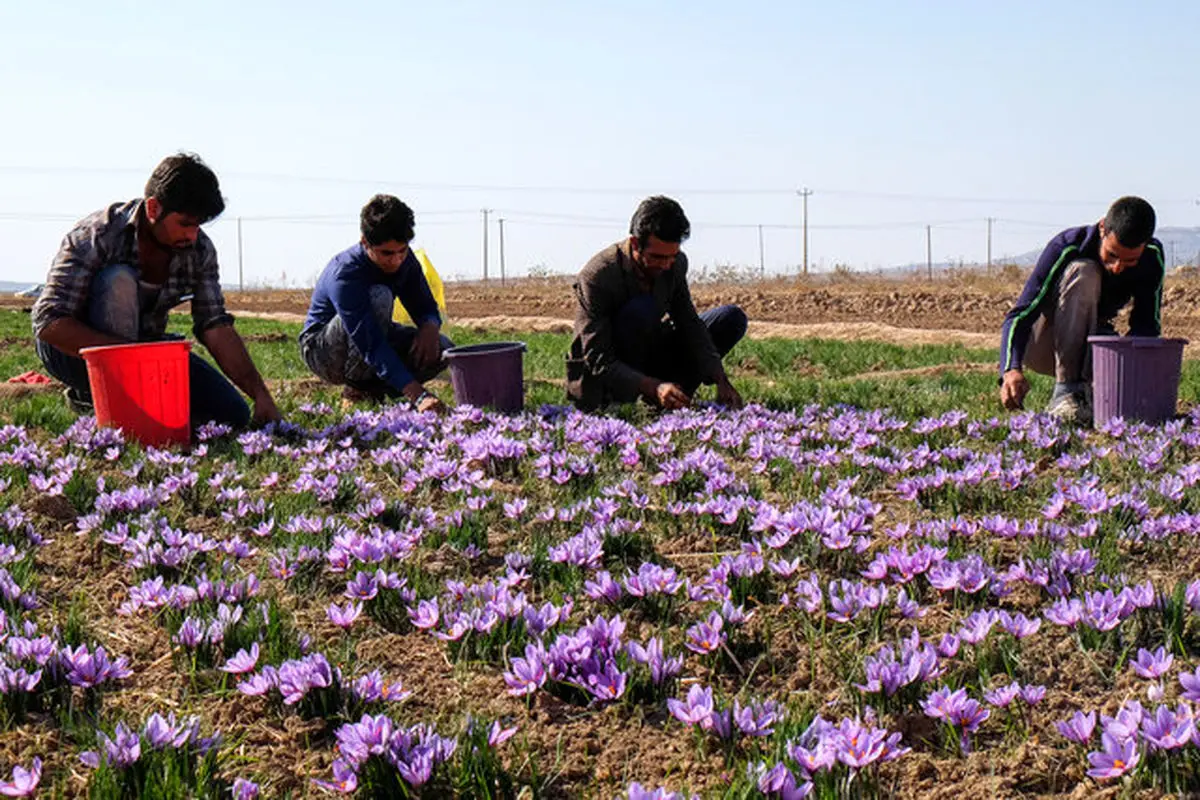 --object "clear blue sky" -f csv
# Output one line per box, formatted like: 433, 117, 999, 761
2, 0, 1198, 286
